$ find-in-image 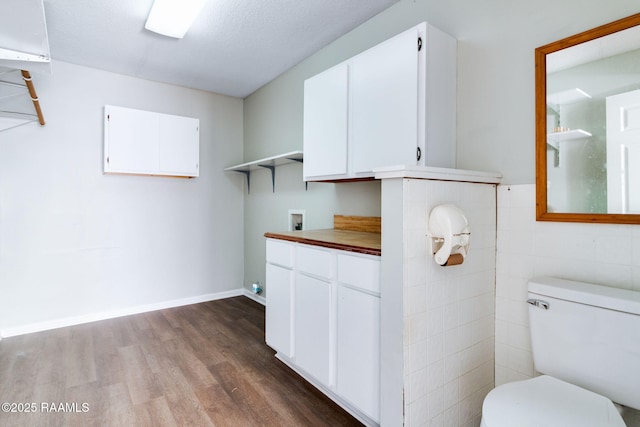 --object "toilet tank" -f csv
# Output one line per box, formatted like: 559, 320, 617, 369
528, 276, 640, 410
